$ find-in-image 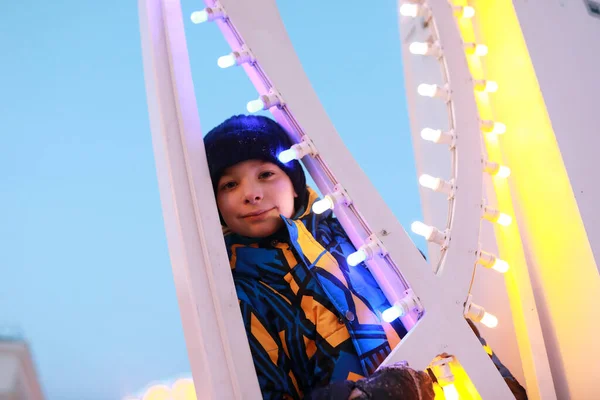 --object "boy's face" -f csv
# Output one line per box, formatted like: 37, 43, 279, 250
216, 159, 298, 238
